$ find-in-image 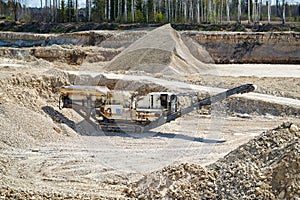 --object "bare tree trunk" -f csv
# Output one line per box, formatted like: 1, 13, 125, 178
75, 0, 78, 22
22, 4, 27, 19
220, 0, 223, 23
248, 0, 250, 23
208, 0, 211, 22
212, 0, 217, 24
170, 0, 172, 18
105, 0, 107, 20
252, 0, 255, 22
118, 0, 121, 20
255, 0, 258, 21
131, 0, 134, 22
124, 0, 127, 22
49, 0, 52, 21
168, 0, 171, 21
145, 0, 148, 22
86, 0, 89, 21
12, 1, 18, 21
189, 0, 193, 22
253, 0, 259, 22
197, 0, 200, 23
267, 0, 270, 23
52, 0, 54, 22
68, 0, 72, 22
282, 0, 285, 24
56, 0, 58, 22
52, 0, 55, 22
89, 0, 91, 21
237, 0, 241, 23
183, 0, 187, 21
158, 0, 161, 13
276, 0, 280, 17
107, 0, 110, 21
45, 0, 48, 21
203, 0, 206, 22
154, 0, 156, 21
226, 0, 229, 23
217, 4, 220, 22
174, 0, 178, 22
259, 0, 262, 21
